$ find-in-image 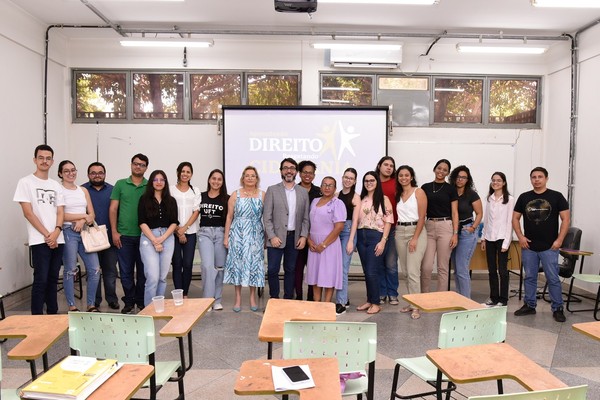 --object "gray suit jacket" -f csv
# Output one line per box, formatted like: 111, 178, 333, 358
263, 182, 310, 248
